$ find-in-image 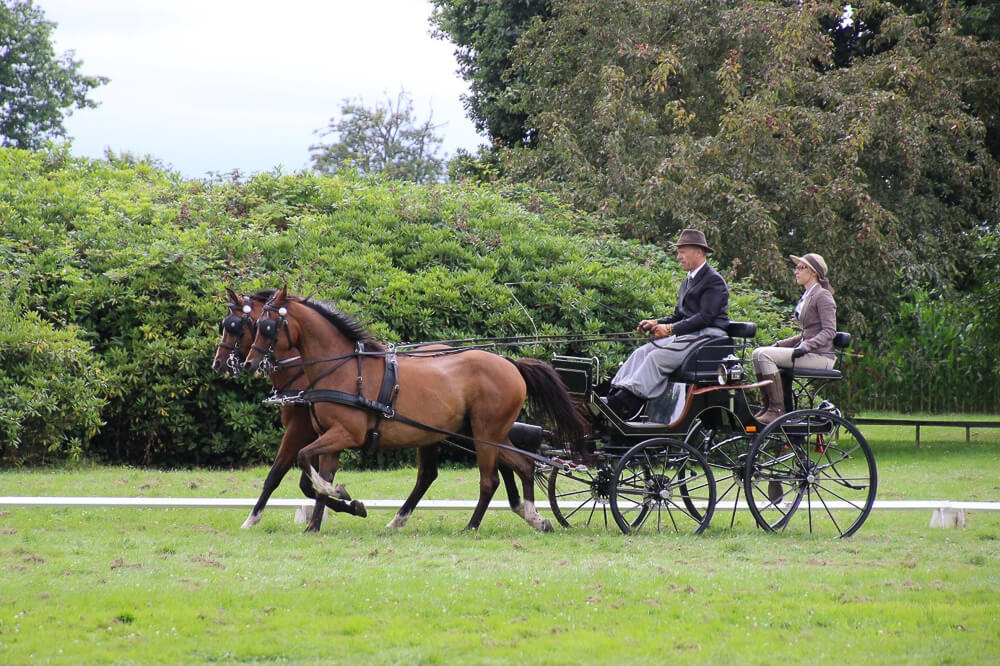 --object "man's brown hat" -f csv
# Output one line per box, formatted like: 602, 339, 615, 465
672, 228, 713, 253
